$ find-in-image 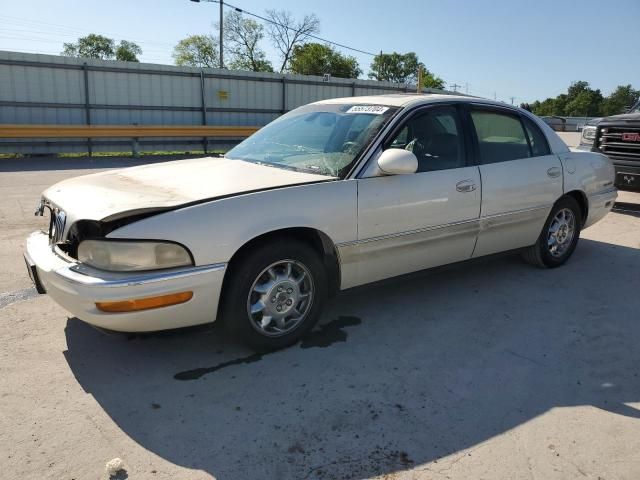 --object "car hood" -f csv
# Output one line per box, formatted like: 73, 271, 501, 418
597, 113, 640, 125
43, 156, 334, 222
